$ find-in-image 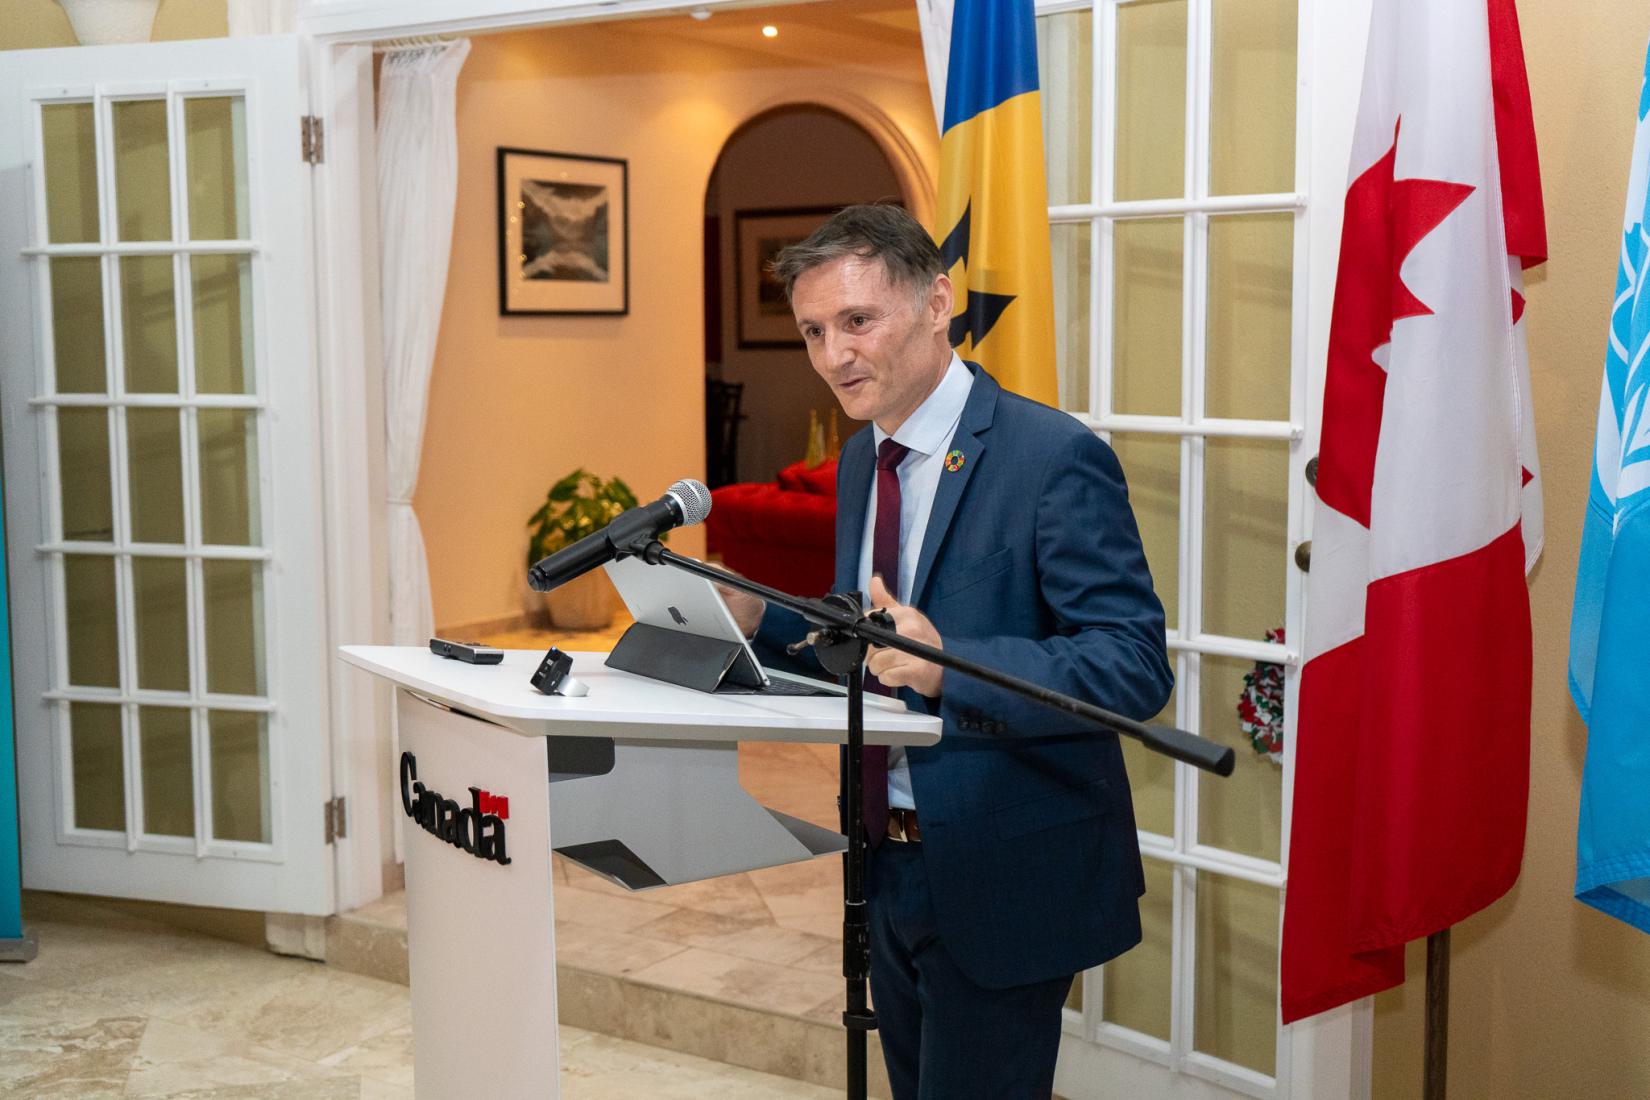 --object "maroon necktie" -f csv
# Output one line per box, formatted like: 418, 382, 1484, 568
862, 438, 909, 848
